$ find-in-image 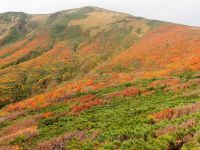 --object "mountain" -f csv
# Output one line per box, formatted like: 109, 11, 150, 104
0, 6, 199, 149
